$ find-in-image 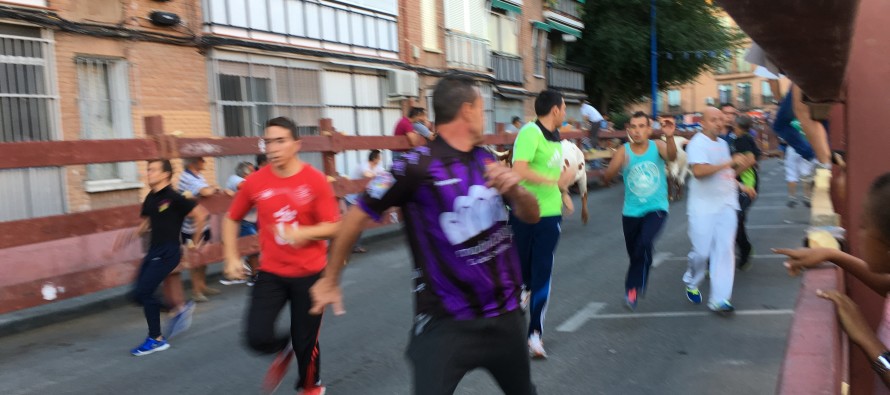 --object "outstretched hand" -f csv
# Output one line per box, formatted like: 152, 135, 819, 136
309, 276, 345, 316
772, 247, 834, 276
